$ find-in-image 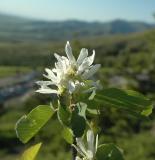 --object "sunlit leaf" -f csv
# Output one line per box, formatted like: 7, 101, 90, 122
20, 142, 42, 160
15, 105, 55, 143
62, 127, 73, 144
